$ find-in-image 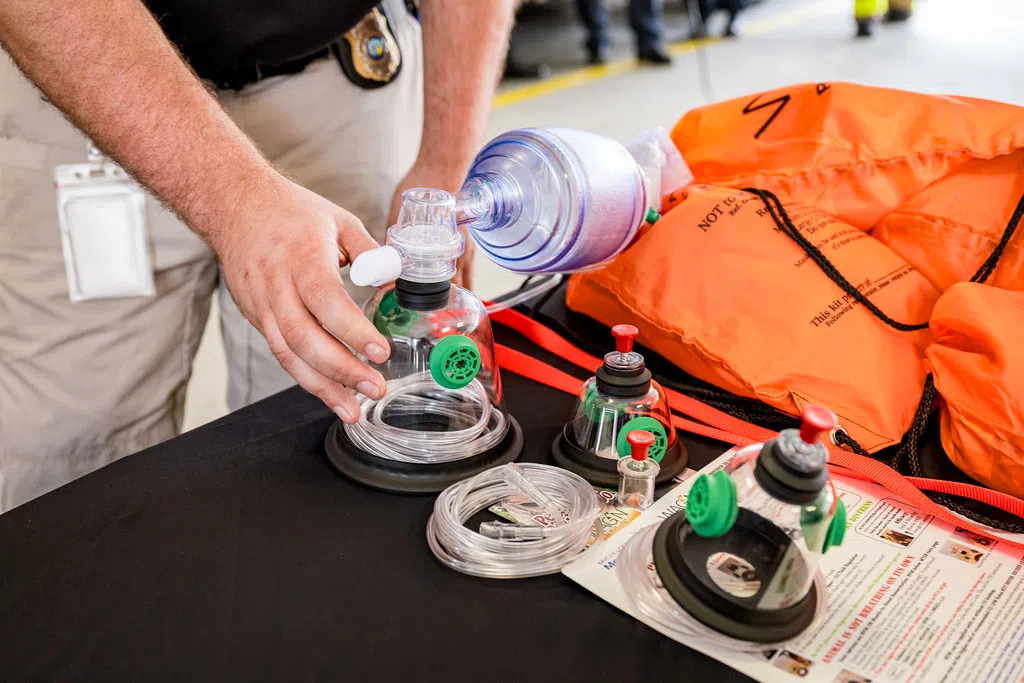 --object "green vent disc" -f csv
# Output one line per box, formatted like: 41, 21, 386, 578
430, 334, 481, 389
686, 470, 738, 538
616, 416, 669, 462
